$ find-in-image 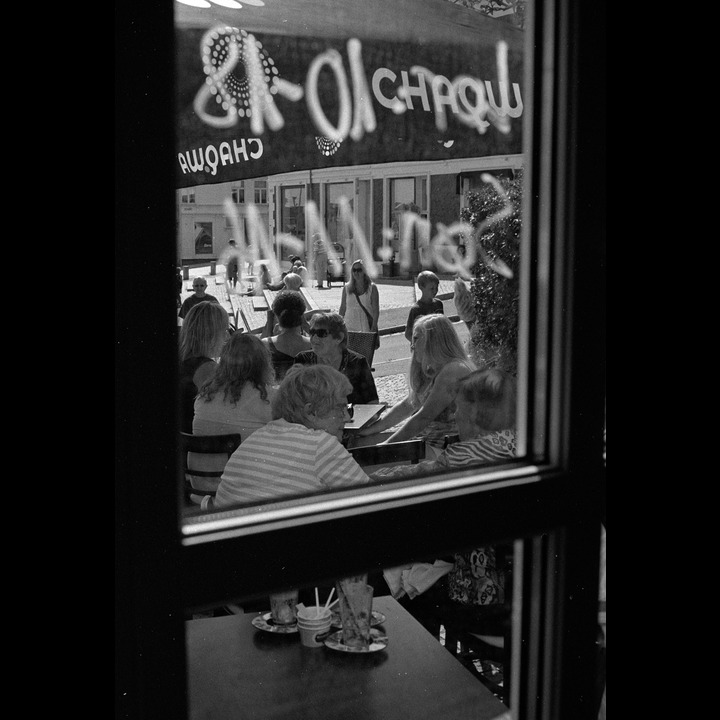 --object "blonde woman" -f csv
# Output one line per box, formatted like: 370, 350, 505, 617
215, 365, 369, 505
357, 314, 476, 452
339, 259, 379, 334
